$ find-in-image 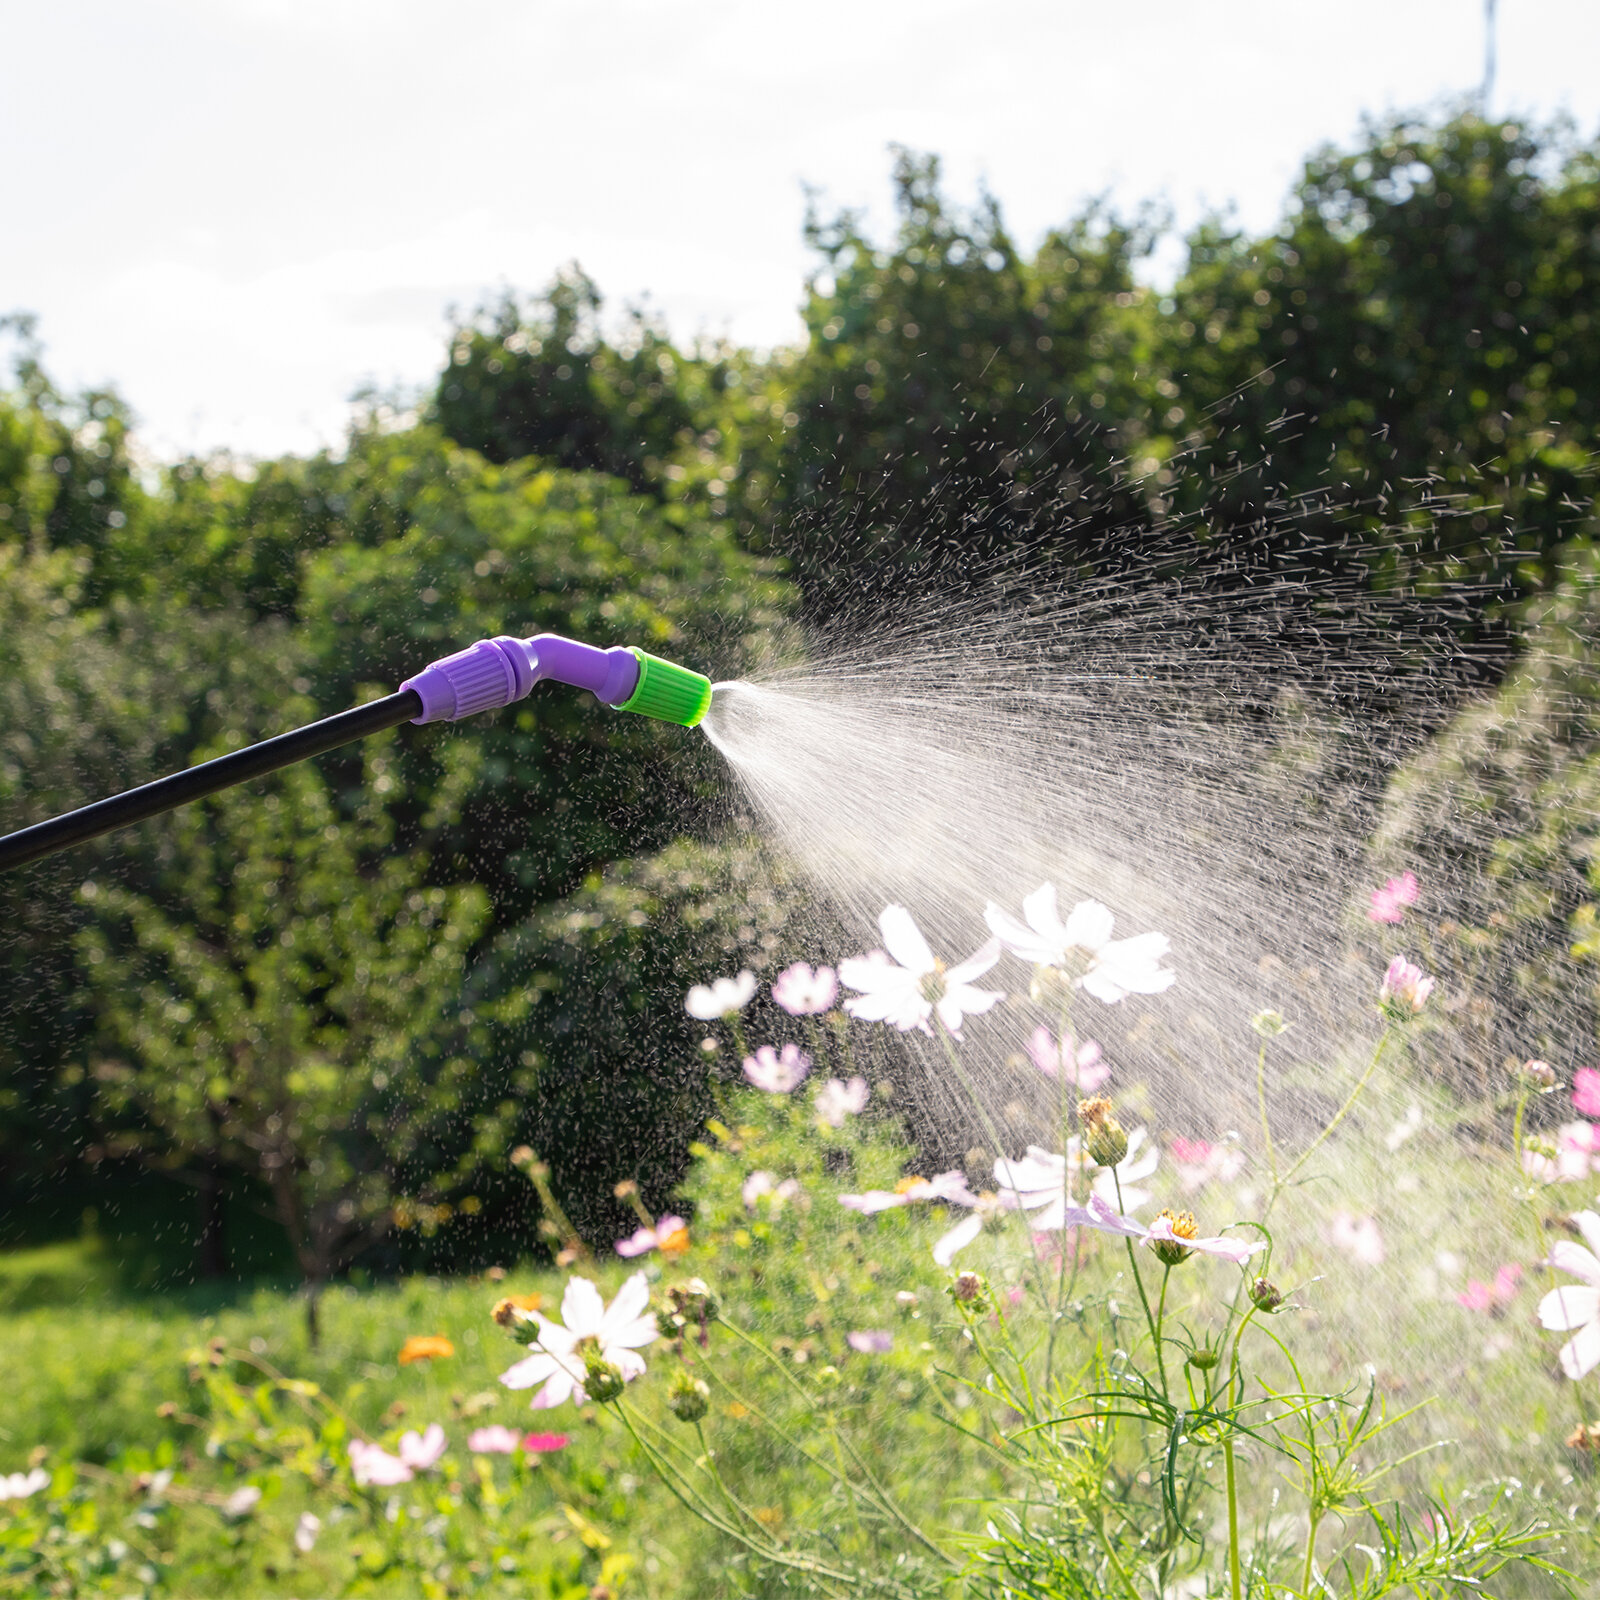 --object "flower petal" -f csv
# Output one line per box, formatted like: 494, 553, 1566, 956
1540, 1283, 1600, 1331
1021, 882, 1067, 945
602, 1272, 655, 1343
984, 902, 1057, 965
499, 1351, 559, 1390
945, 938, 1003, 987
1549, 1240, 1600, 1289
1062, 899, 1115, 952
878, 905, 935, 974
932, 1212, 983, 1267
1562, 1316, 1600, 1380
1575, 1210, 1600, 1261
560, 1276, 606, 1338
